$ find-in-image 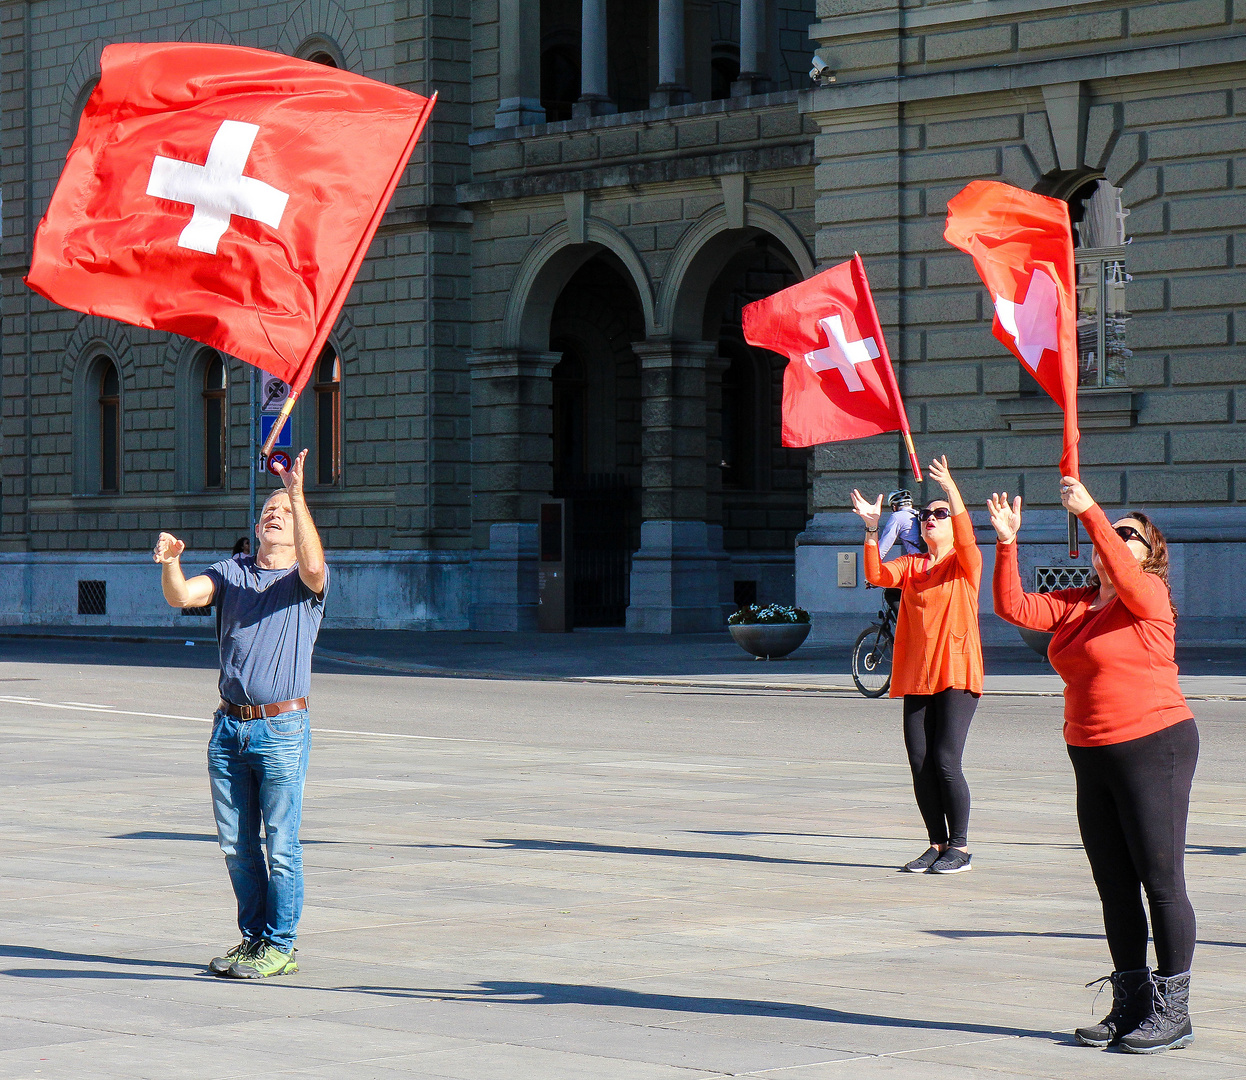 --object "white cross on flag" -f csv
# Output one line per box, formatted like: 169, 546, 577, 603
944, 180, 1080, 478
743, 255, 921, 477
26, 43, 435, 434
